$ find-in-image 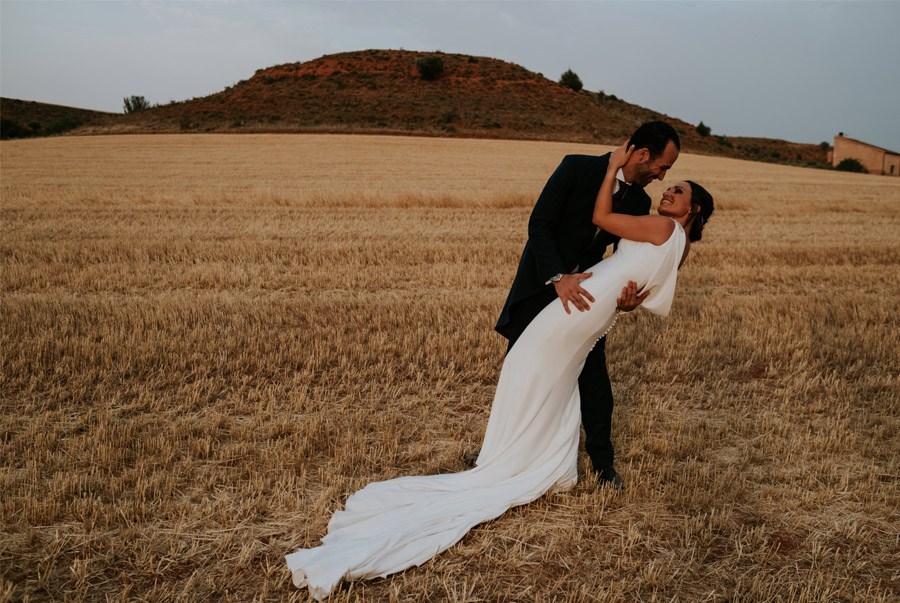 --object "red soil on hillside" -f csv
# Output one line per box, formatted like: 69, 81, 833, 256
3, 50, 829, 168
